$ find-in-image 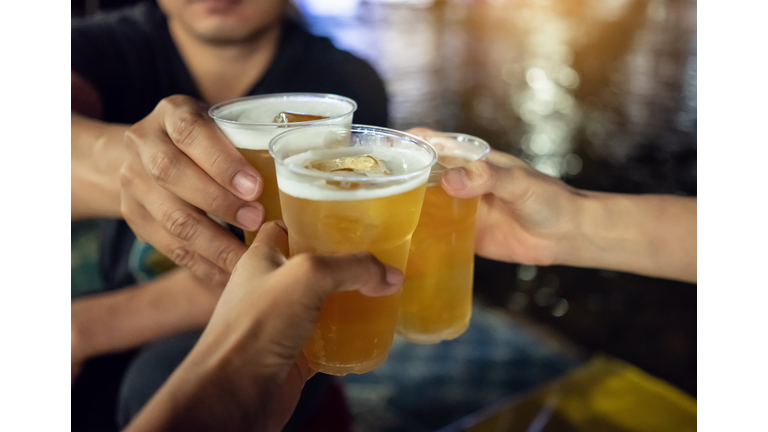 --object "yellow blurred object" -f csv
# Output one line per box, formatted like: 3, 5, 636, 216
446, 355, 696, 432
